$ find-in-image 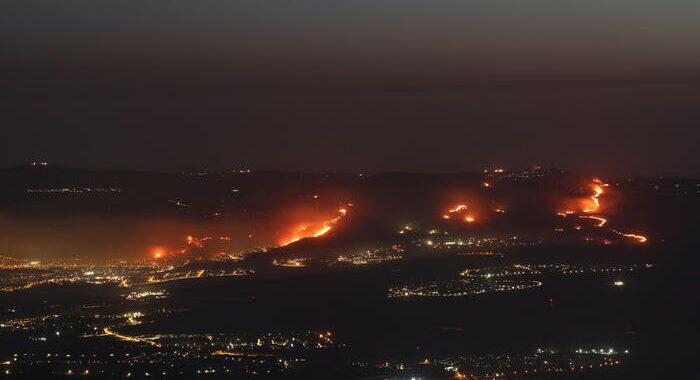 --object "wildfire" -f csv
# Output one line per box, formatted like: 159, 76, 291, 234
624, 234, 648, 243
279, 205, 350, 246
579, 215, 607, 227
442, 204, 476, 222
447, 204, 468, 213
289, 224, 331, 243
313, 225, 332, 237
613, 230, 648, 243
583, 179, 608, 213
151, 247, 165, 259
555, 178, 648, 244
